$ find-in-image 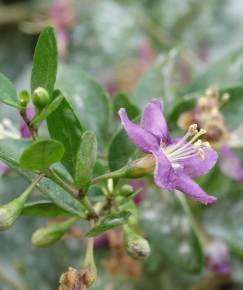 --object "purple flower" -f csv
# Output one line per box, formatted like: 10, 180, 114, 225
205, 240, 231, 275
119, 100, 218, 204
